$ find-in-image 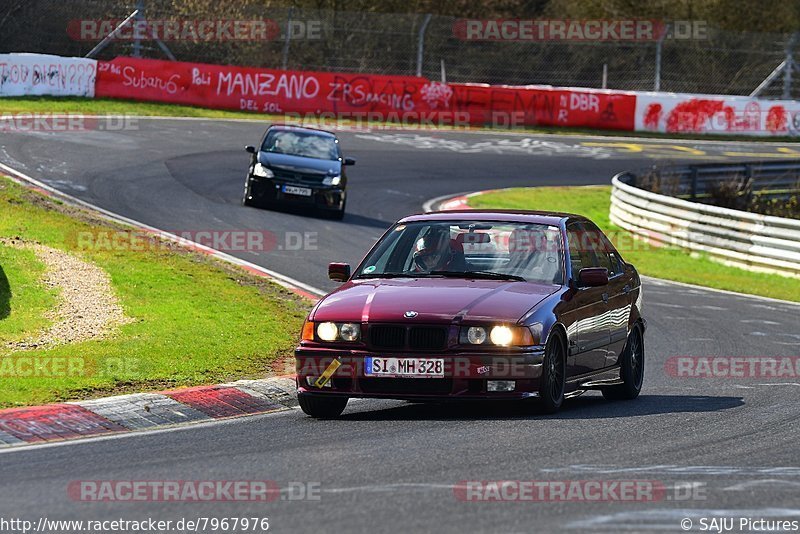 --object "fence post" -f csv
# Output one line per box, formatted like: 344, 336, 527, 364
783, 32, 797, 99
133, 0, 144, 57
85, 8, 141, 59
416, 14, 432, 77
281, 7, 294, 70
654, 24, 668, 91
